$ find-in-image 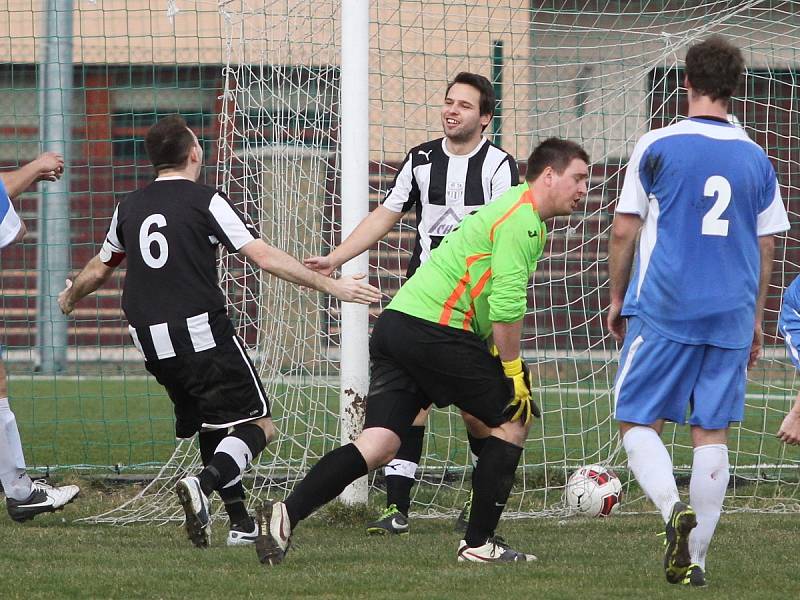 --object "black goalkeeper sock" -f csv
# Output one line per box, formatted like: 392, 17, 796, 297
385, 425, 424, 515
464, 435, 522, 548
467, 432, 488, 487
284, 443, 369, 529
